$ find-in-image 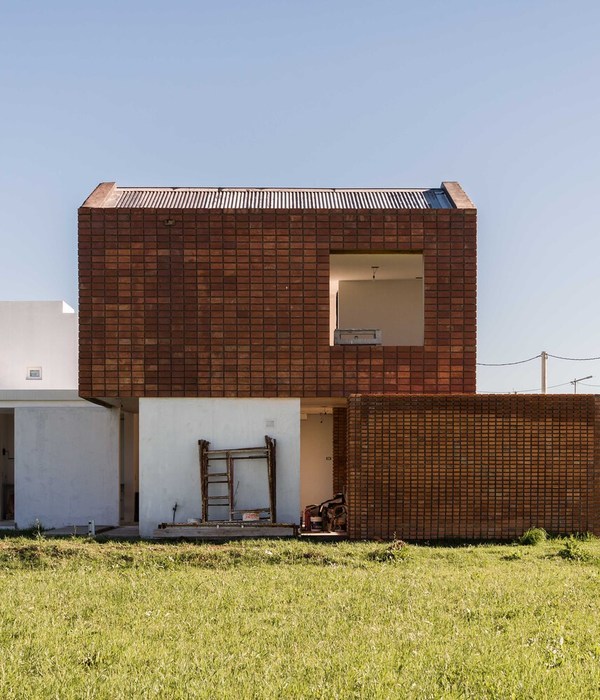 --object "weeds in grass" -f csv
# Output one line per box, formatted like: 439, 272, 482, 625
573, 531, 596, 542
518, 527, 548, 545
558, 537, 593, 562
502, 550, 525, 561
367, 537, 411, 563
